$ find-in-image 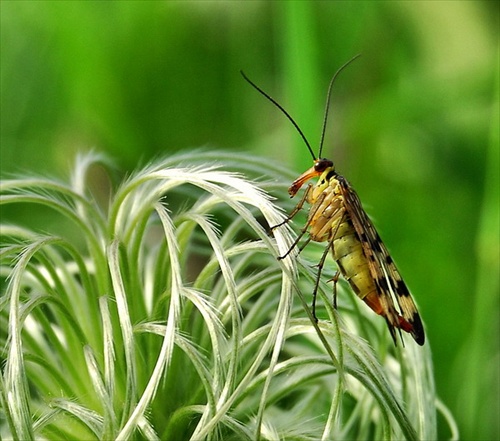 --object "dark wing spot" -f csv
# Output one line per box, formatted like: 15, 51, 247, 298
378, 277, 389, 292
385, 254, 393, 264
396, 280, 410, 297
359, 232, 368, 243
409, 313, 425, 345
372, 240, 382, 253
